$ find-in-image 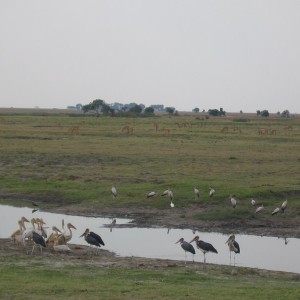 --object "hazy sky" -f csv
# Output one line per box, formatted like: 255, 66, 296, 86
1, 1, 300, 113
